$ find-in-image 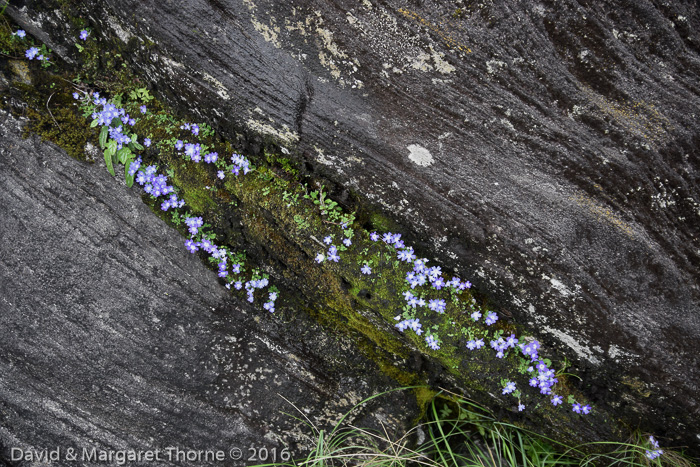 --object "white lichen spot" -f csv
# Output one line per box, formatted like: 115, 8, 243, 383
407, 144, 434, 167
108, 16, 134, 44
500, 118, 515, 131
410, 52, 433, 72
246, 118, 299, 145
543, 326, 601, 365
486, 59, 506, 74
547, 276, 573, 297
202, 73, 230, 101
430, 46, 455, 74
